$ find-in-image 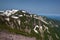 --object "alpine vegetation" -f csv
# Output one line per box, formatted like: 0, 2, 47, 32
0, 9, 60, 40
